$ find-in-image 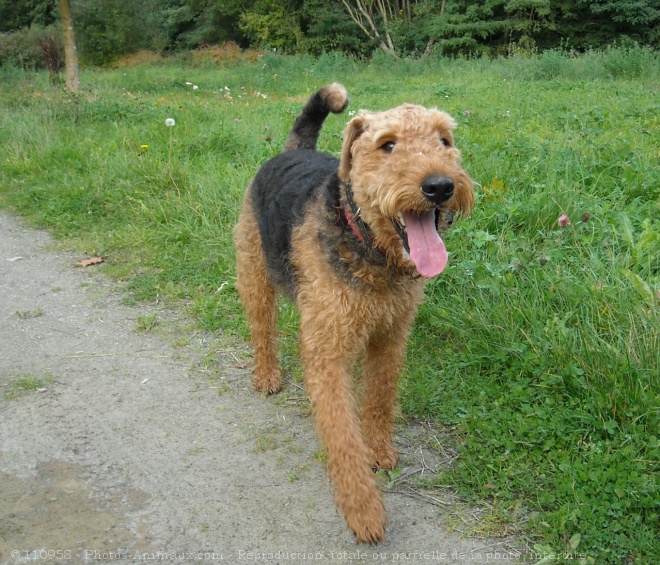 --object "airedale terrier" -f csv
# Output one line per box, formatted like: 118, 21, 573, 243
234, 83, 474, 543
